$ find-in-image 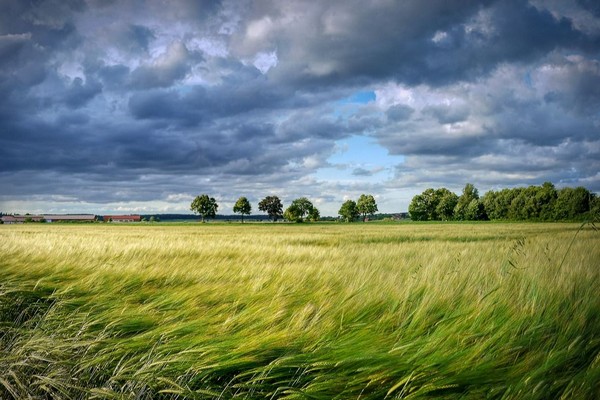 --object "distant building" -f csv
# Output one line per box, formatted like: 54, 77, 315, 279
0, 214, 97, 223
103, 215, 141, 222
1, 215, 44, 224
43, 214, 96, 223
1, 215, 18, 224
